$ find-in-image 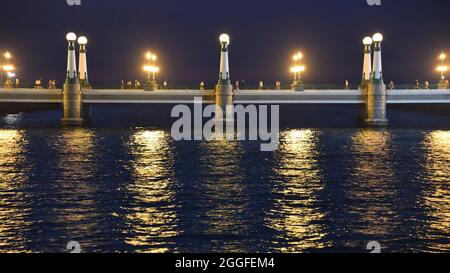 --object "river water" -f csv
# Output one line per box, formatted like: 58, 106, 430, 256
0, 108, 448, 253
